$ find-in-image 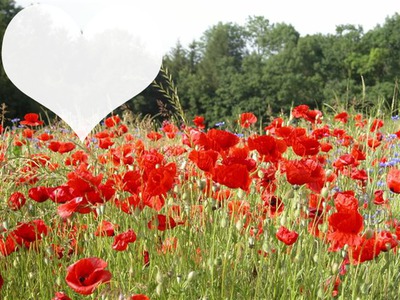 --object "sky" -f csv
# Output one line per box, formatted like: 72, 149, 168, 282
13, 0, 400, 54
